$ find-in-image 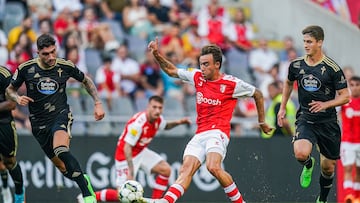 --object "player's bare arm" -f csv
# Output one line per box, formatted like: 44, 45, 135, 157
0, 99, 16, 112
278, 79, 294, 127
252, 88, 273, 134
5, 84, 34, 106
124, 142, 134, 180
164, 118, 192, 130
309, 87, 350, 113
148, 37, 179, 78
82, 75, 105, 120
